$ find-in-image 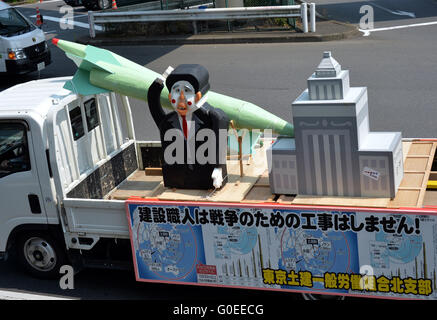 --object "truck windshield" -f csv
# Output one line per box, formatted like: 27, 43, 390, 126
0, 8, 34, 37
0, 123, 30, 178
